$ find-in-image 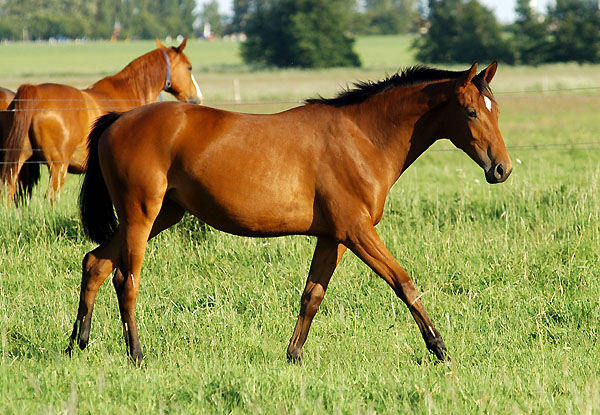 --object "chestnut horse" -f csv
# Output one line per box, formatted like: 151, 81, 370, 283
67, 62, 511, 364
1, 38, 202, 205
0, 87, 15, 108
